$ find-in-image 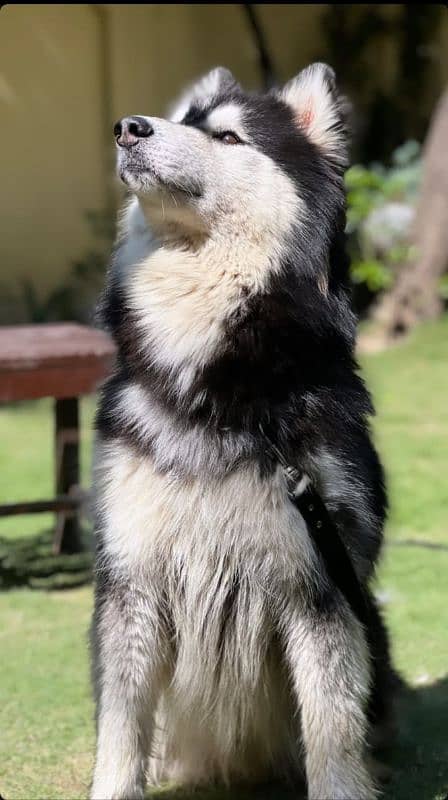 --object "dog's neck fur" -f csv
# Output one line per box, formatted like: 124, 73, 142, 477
120, 193, 298, 270
106, 192, 355, 383
114, 197, 291, 379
